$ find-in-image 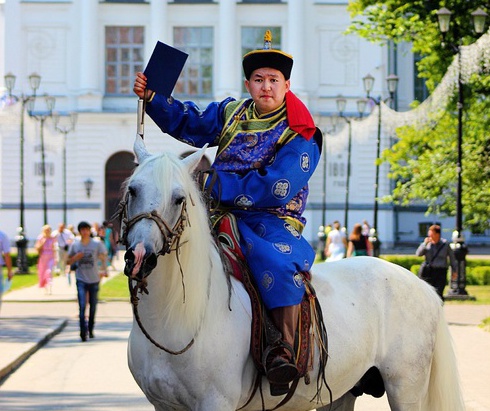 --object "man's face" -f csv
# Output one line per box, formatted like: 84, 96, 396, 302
428, 229, 440, 243
245, 67, 290, 115
80, 227, 91, 239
